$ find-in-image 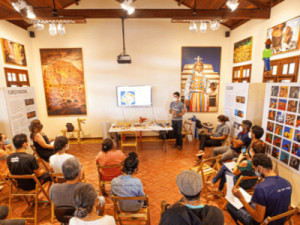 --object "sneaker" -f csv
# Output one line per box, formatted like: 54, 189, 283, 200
178, 146, 183, 151
172, 144, 178, 148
